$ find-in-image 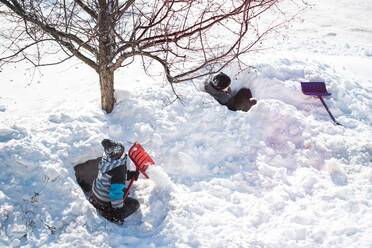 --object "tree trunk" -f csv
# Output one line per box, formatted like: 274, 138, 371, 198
99, 68, 115, 113
97, 0, 116, 113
